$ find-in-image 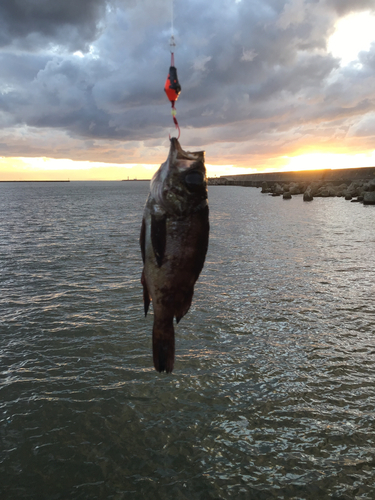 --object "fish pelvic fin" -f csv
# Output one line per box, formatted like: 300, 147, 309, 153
152, 317, 175, 373
175, 289, 194, 324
